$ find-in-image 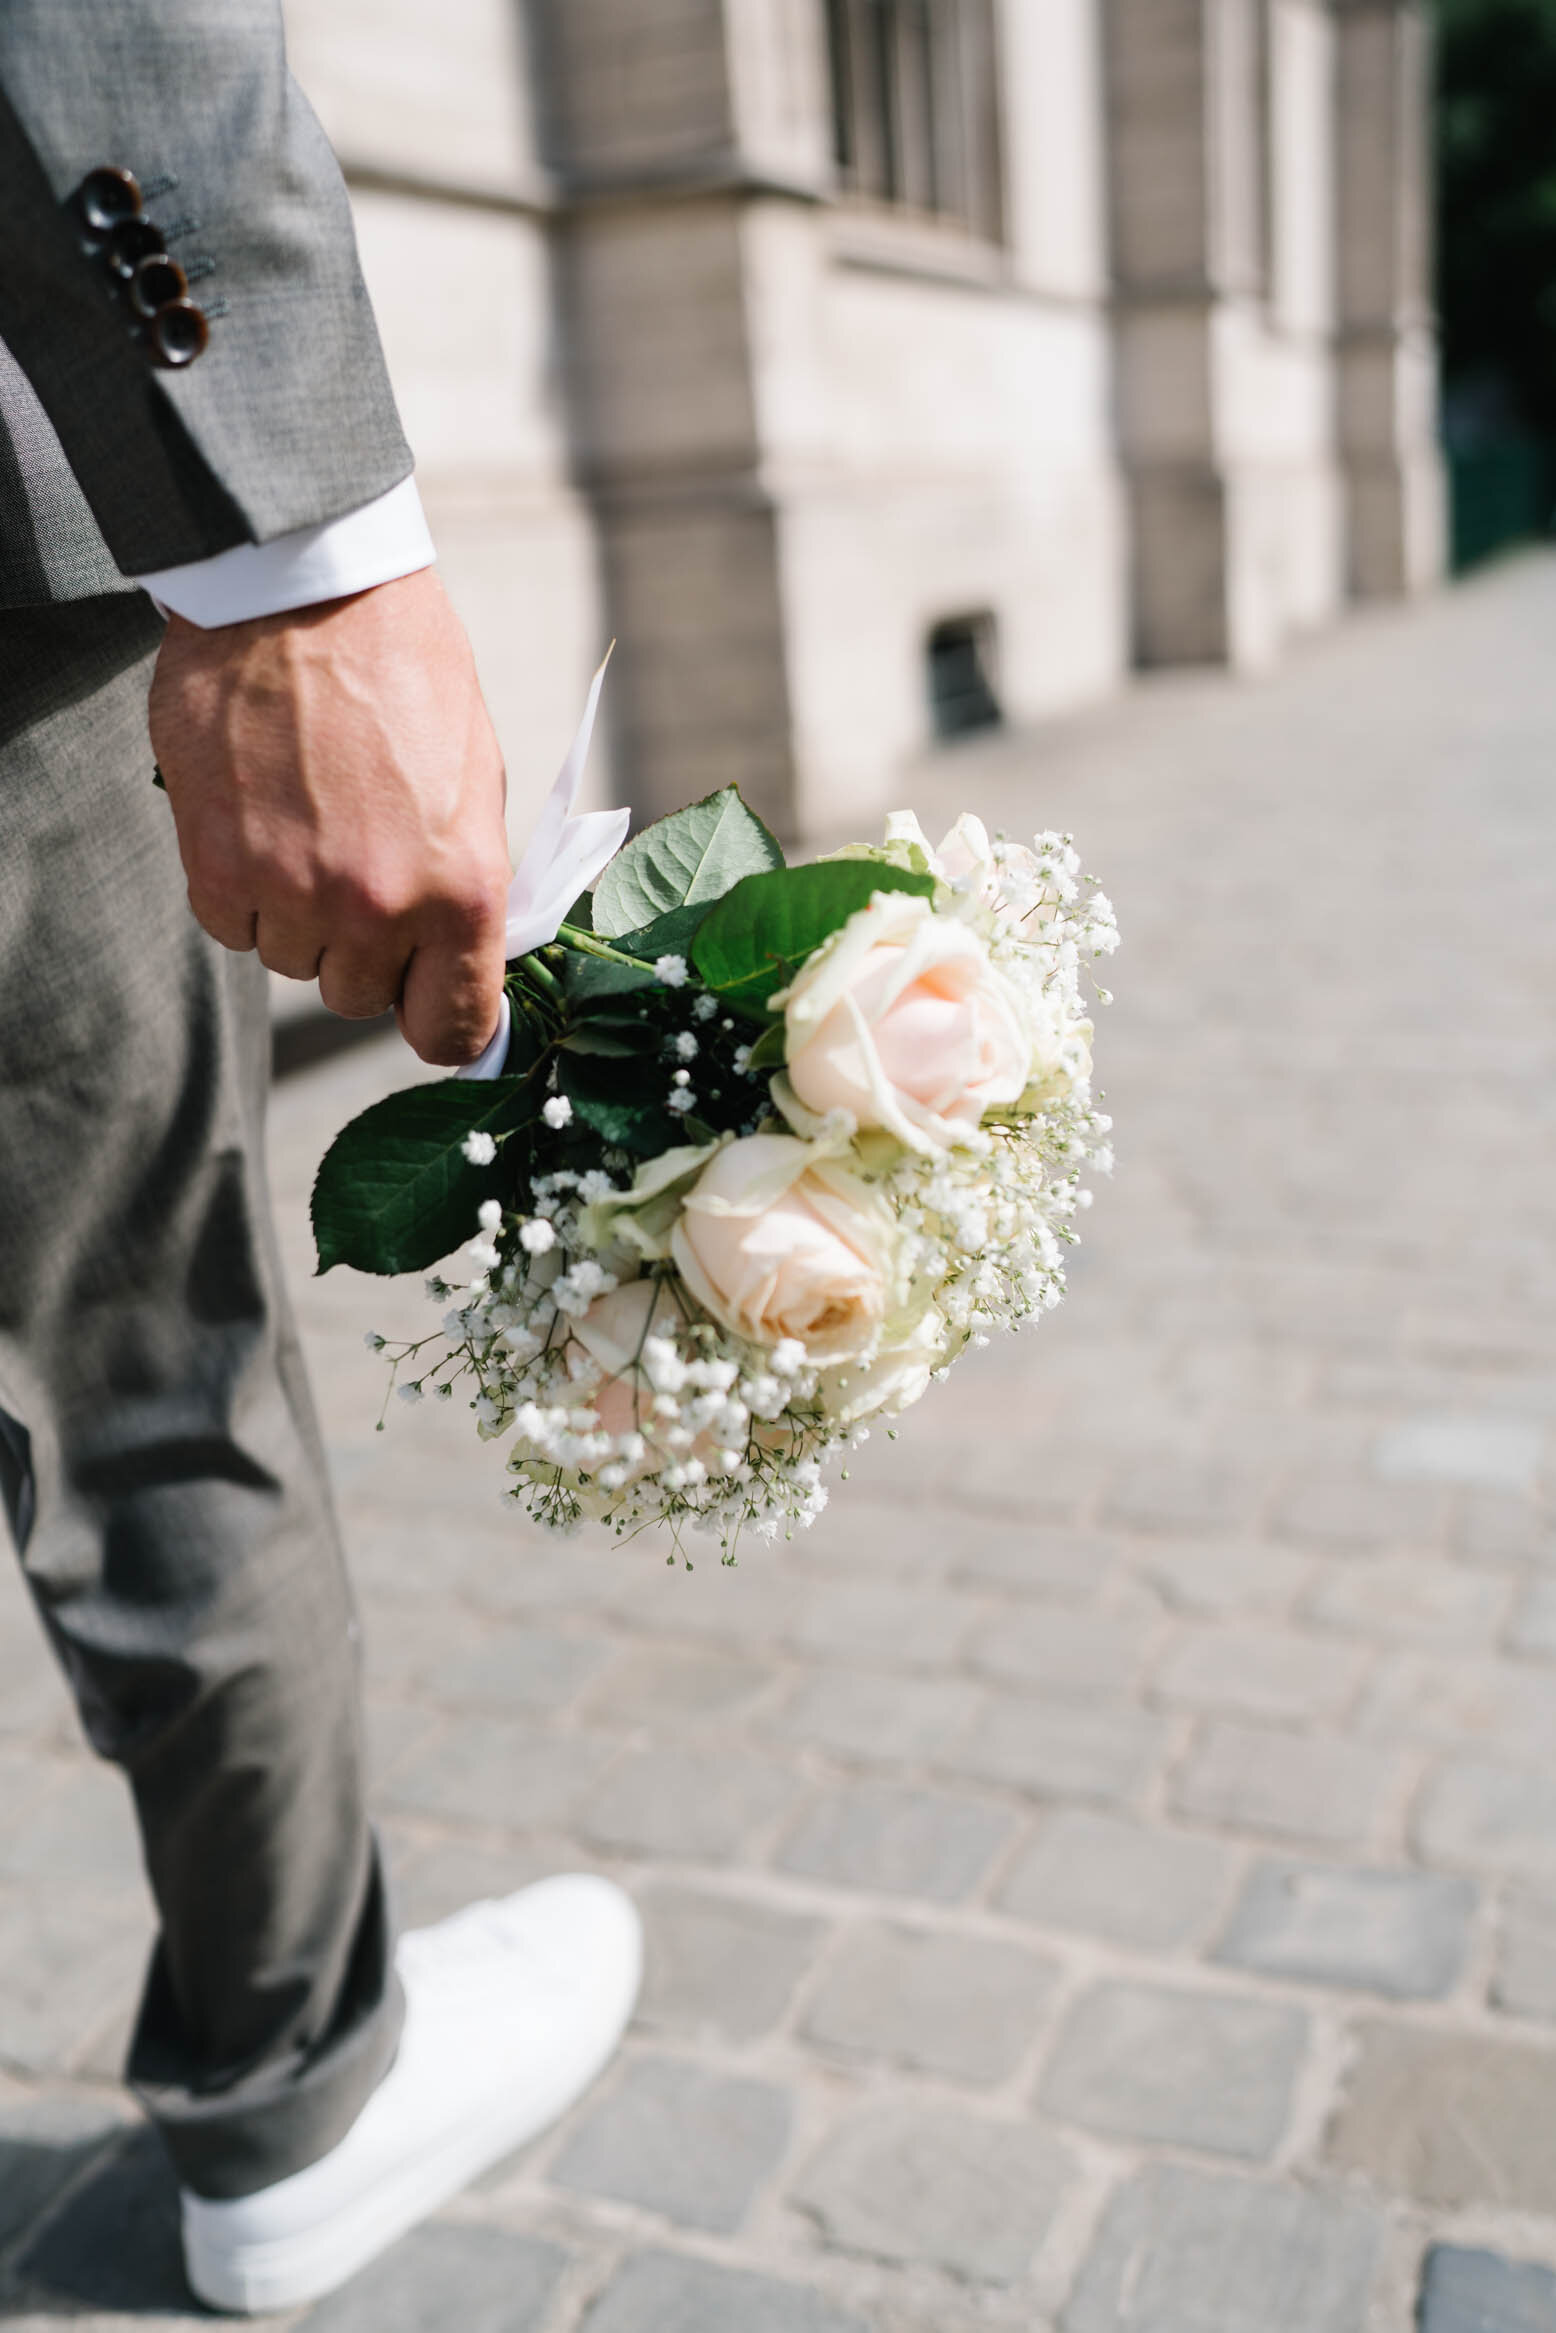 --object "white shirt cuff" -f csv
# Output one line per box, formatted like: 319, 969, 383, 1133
135, 476, 436, 628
